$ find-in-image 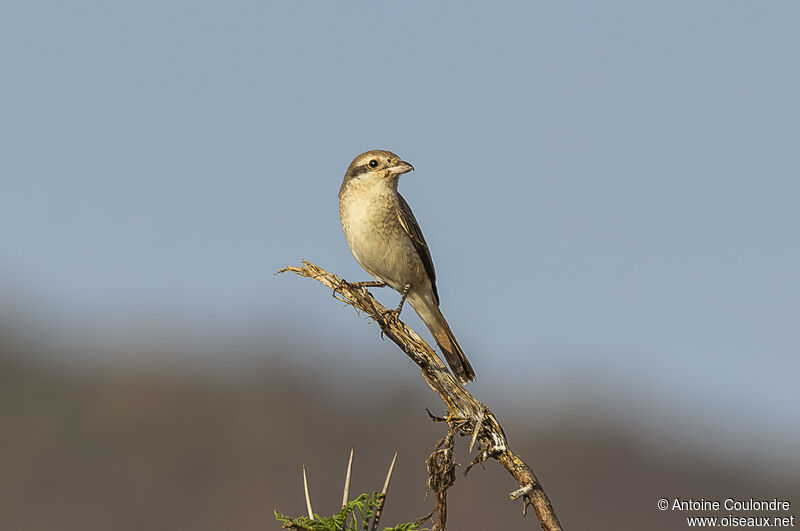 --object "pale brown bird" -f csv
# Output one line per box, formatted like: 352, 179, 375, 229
338, 149, 475, 383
